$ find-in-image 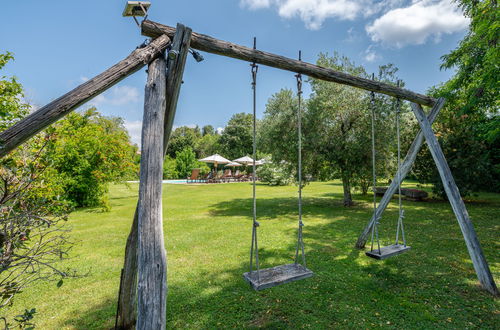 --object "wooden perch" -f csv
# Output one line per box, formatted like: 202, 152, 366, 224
141, 20, 436, 107
0, 34, 172, 158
